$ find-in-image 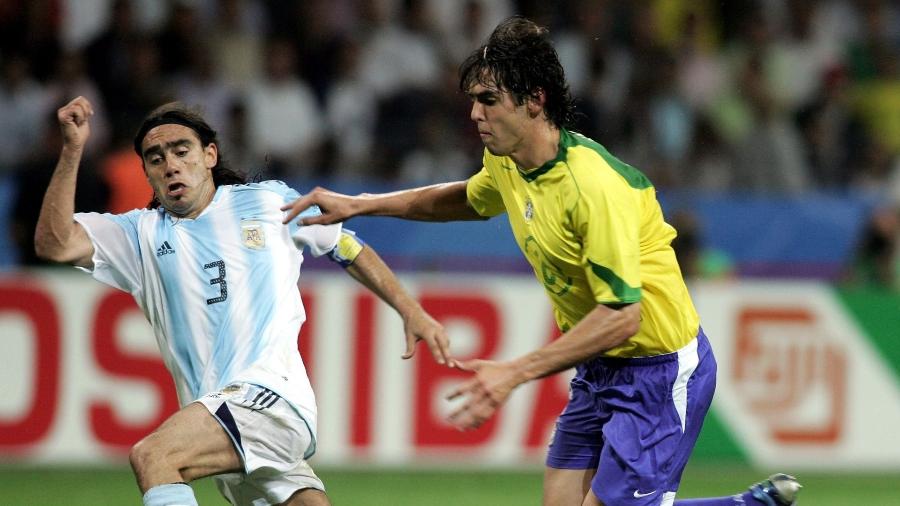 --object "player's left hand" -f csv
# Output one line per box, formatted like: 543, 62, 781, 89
446, 359, 521, 430
402, 308, 453, 366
